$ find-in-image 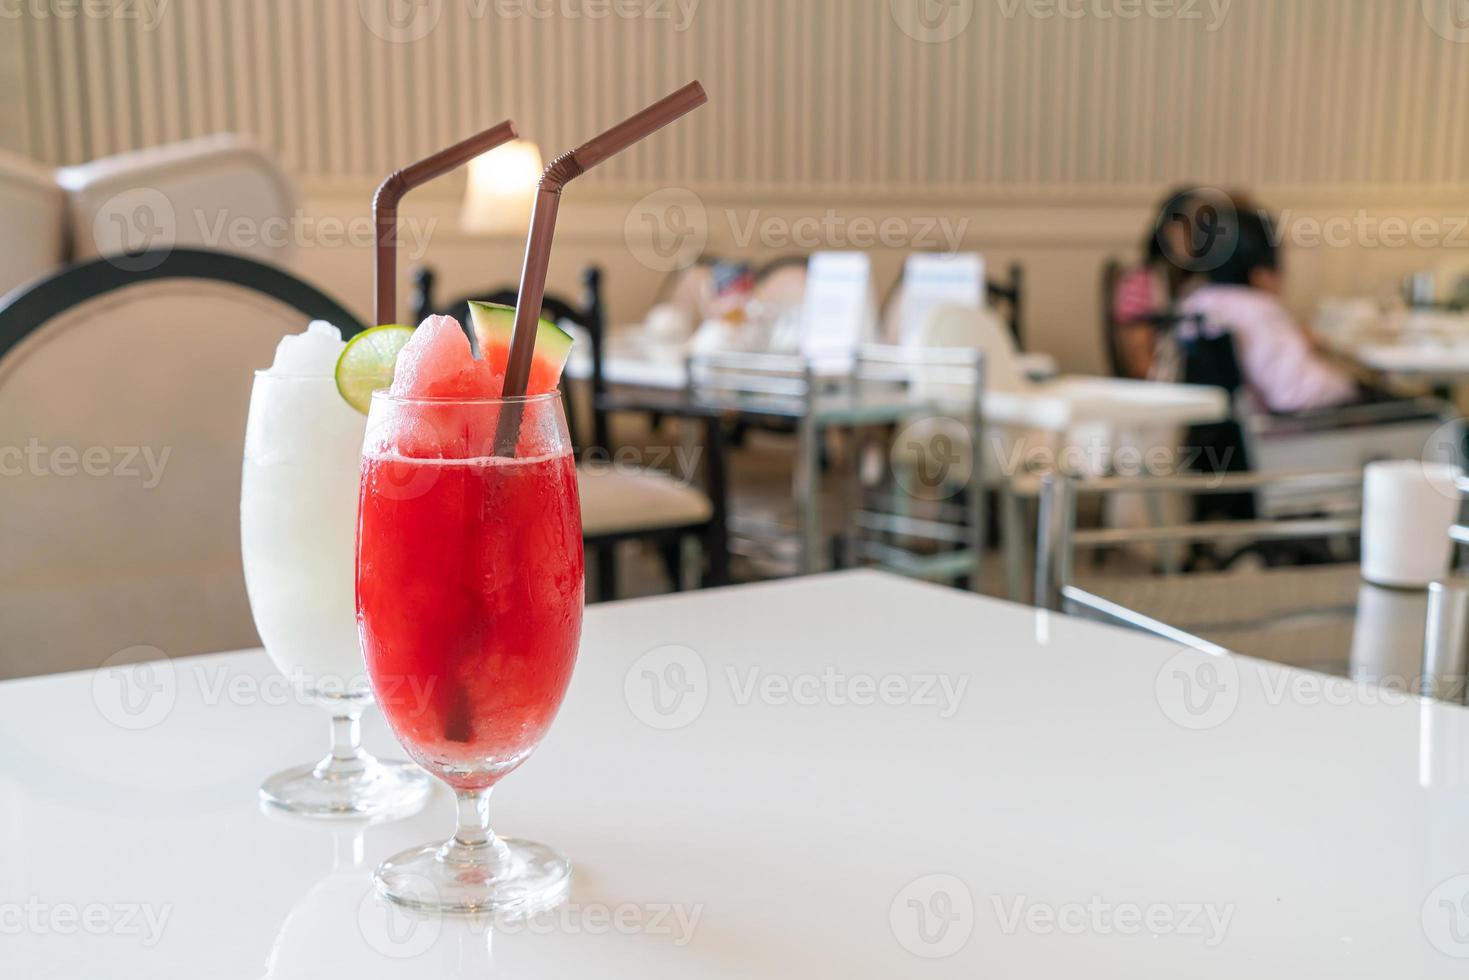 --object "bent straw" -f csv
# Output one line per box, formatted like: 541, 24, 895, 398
372, 119, 519, 326
369, 120, 516, 747
493, 81, 708, 456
